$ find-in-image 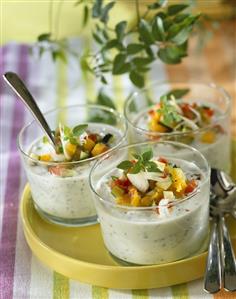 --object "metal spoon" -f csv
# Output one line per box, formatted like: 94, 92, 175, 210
3, 72, 56, 146
210, 168, 236, 292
